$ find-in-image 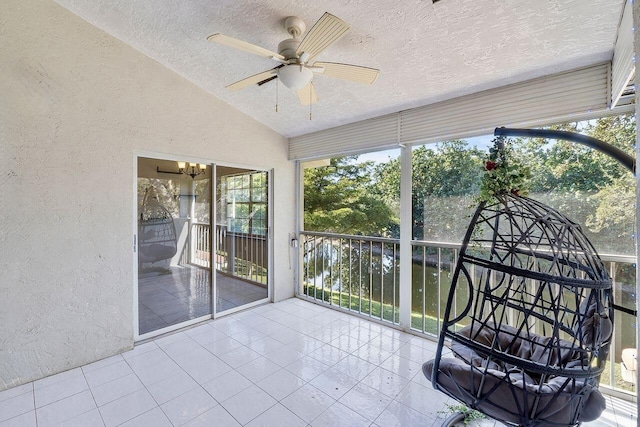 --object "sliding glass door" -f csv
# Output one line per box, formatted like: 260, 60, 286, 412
214, 166, 270, 313
136, 157, 212, 337
135, 157, 271, 339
